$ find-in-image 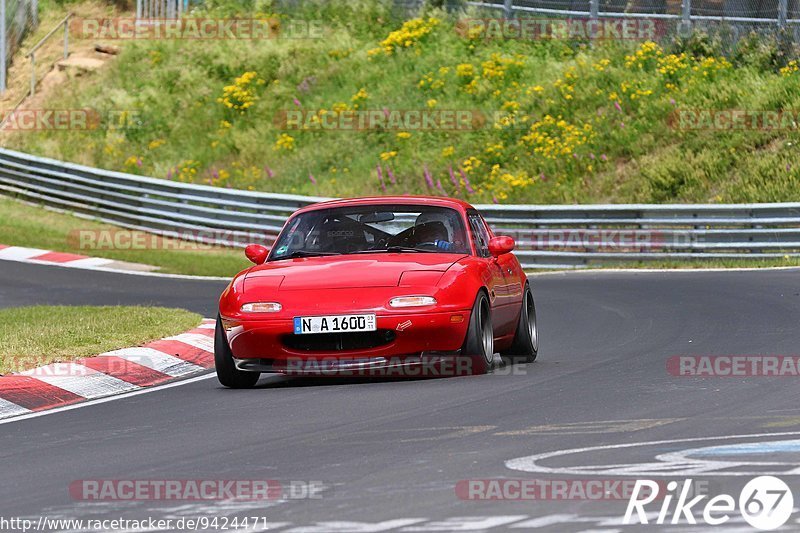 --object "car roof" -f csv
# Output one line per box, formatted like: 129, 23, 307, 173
295, 196, 476, 215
